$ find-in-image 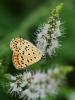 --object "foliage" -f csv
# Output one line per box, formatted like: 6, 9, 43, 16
0, 0, 75, 100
